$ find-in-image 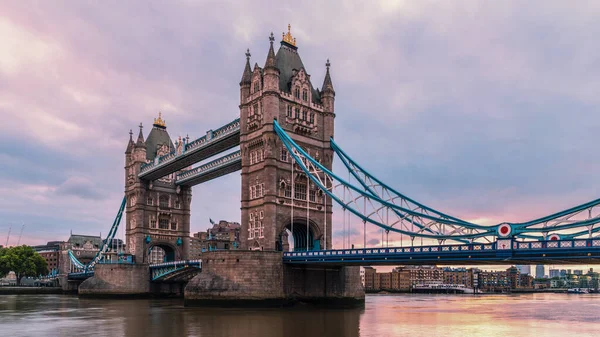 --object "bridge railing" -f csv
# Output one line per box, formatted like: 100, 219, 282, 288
149, 260, 202, 281
283, 239, 600, 258
149, 259, 202, 269
140, 118, 240, 174
511, 239, 600, 249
